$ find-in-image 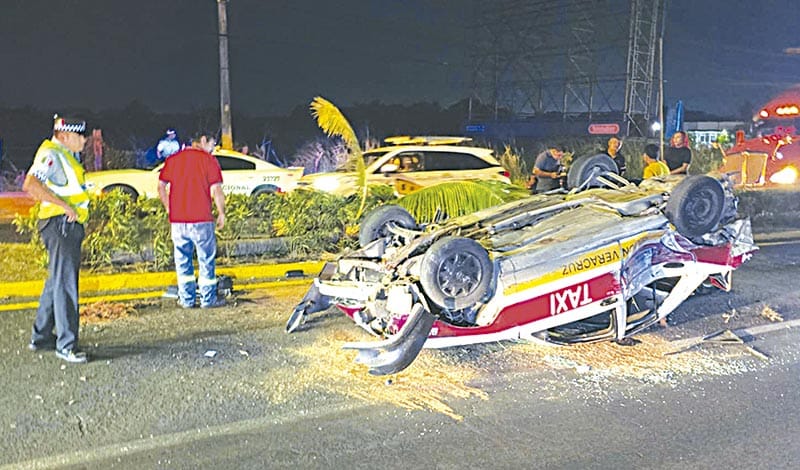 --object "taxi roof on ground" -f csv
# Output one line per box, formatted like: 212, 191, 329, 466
383, 136, 473, 146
